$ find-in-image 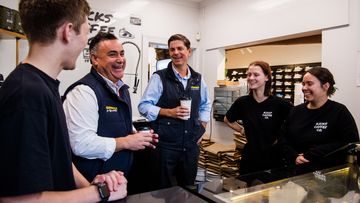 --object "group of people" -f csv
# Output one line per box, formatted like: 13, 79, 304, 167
225, 61, 359, 177
0, 0, 210, 201
0, 0, 359, 202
